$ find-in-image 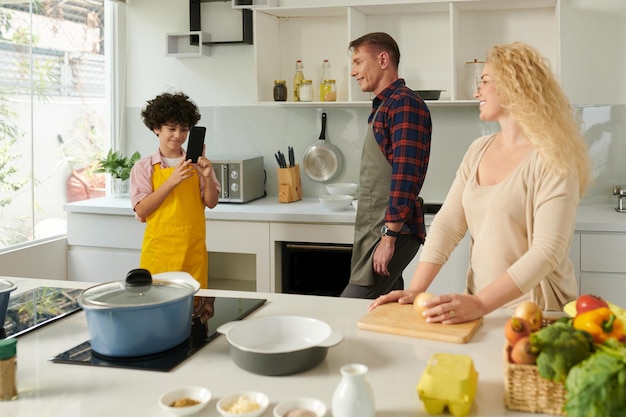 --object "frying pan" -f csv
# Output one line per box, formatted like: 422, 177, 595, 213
303, 112, 343, 182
